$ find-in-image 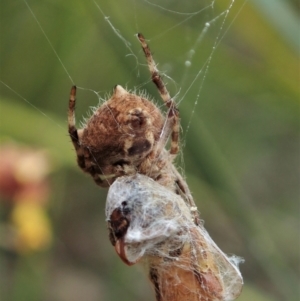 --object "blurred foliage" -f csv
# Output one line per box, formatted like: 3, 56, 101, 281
0, 0, 299, 301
